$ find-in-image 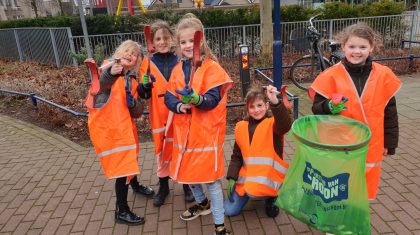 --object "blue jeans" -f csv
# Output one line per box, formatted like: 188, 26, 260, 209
223, 190, 250, 216
189, 180, 225, 225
